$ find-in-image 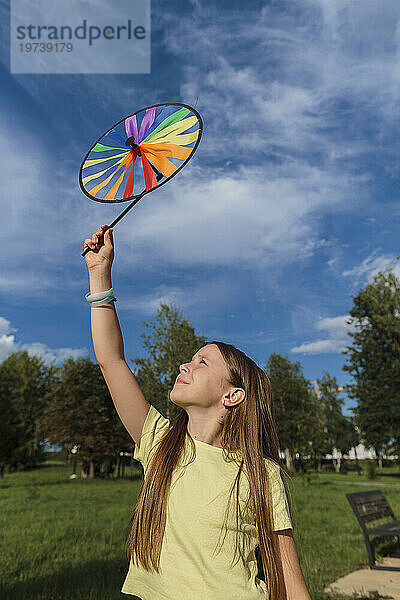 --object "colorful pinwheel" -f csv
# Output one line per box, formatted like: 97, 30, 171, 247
79, 102, 202, 203
80, 102, 203, 257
